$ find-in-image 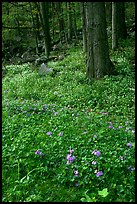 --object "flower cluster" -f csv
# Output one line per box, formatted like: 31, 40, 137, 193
92, 150, 103, 177
66, 149, 75, 164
